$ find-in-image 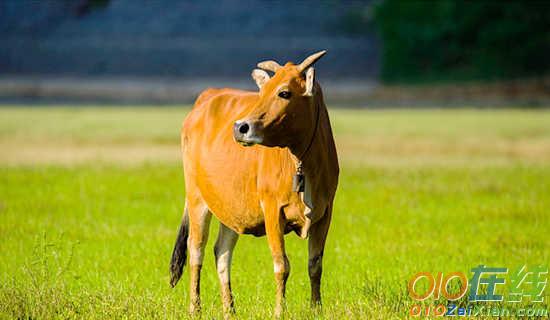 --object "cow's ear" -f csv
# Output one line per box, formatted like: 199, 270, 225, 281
303, 67, 315, 96
251, 69, 270, 89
